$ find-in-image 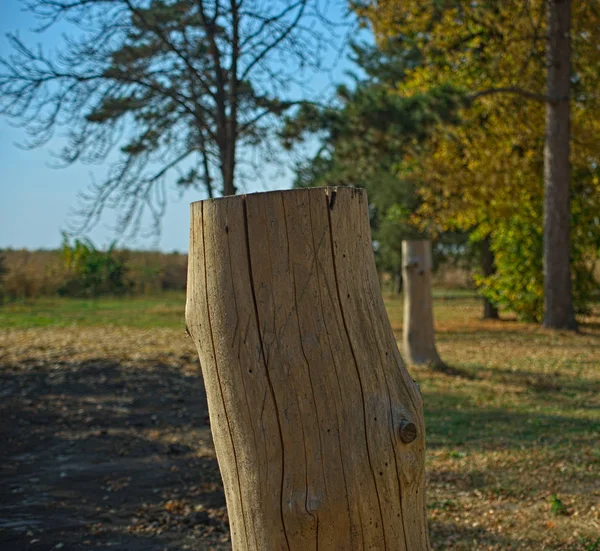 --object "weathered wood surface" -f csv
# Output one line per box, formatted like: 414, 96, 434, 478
186, 187, 430, 550
402, 240, 442, 368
